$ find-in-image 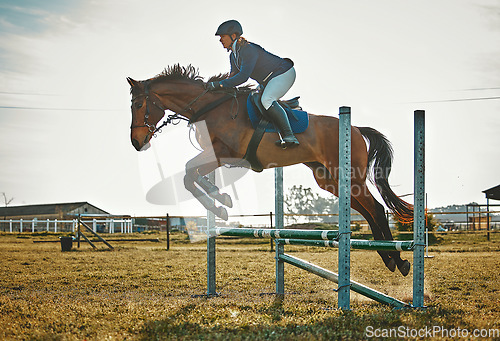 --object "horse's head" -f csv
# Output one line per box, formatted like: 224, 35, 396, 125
128, 65, 215, 151
127, 77, 168, 151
